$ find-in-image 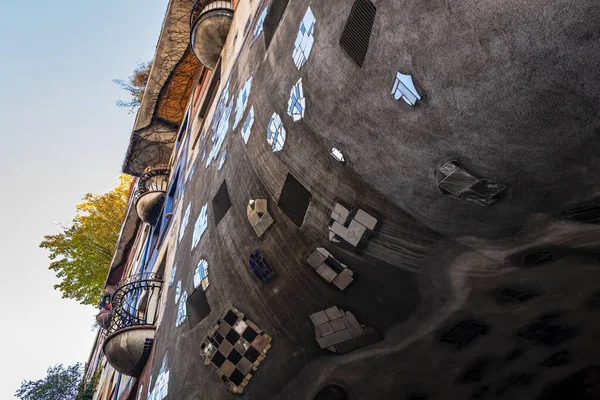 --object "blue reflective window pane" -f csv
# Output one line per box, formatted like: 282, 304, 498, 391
292, 7, 316, 69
